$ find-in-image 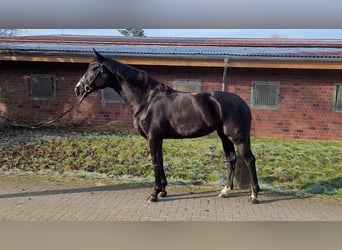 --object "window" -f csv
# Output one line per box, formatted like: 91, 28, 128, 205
30, 74, 56, 100
173, 79, 201, 92
251, 81, 280, 109
101, 88, 124, 103
335, 84, 342, 111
